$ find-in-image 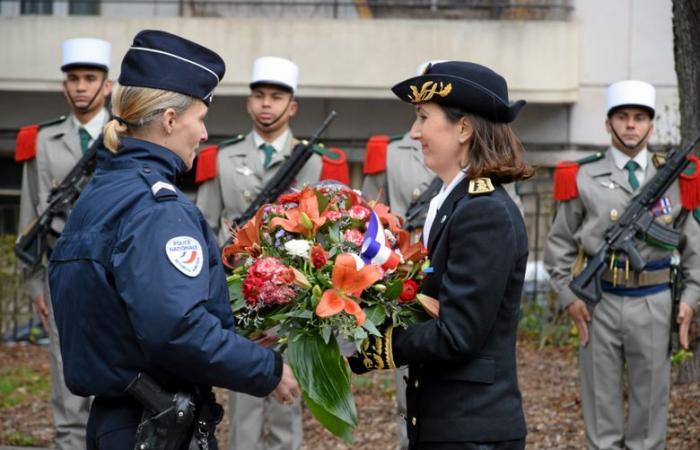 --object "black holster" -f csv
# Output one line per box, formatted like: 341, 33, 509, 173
126, 373, 222, 450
